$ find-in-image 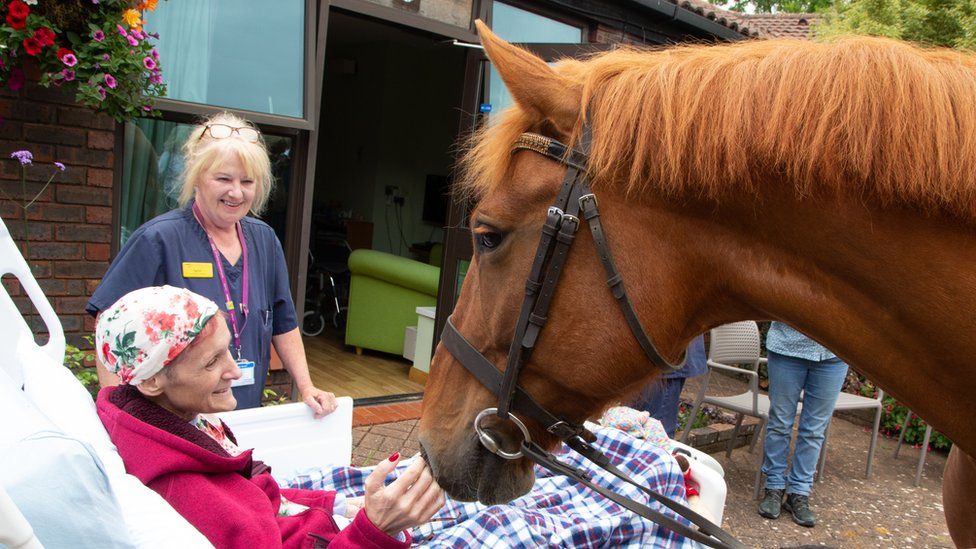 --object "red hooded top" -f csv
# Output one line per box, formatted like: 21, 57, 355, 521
97, 386, 411, 549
